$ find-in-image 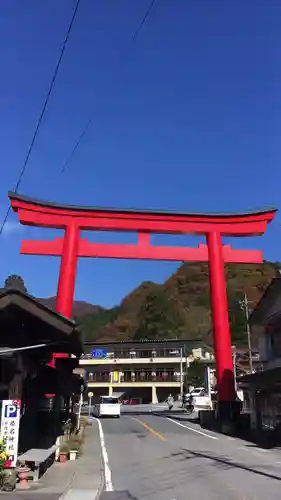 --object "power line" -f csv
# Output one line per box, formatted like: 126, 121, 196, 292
0, 0, 82, 237
132, 0, 157, 43
61, 118, 92, 174
61, 0, 157, 175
